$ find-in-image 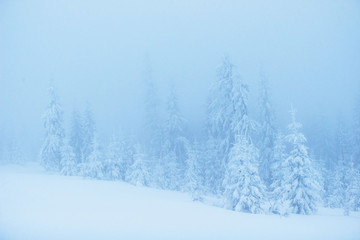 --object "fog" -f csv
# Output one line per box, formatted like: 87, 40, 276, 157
1, 0, 360, 159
